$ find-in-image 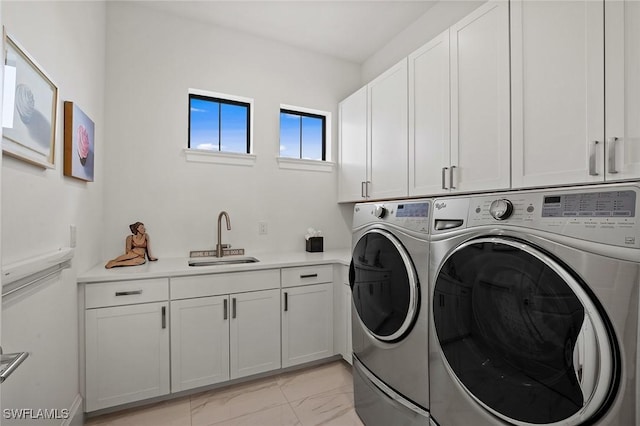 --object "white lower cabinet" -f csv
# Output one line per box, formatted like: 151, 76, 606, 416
169, 270, 281, 393
85, 301, 170, 412
170, 295, 230, 392
333, 265, 352, 365
171, 289, 281, 393
282, 282, 334, 367
230, 289, 281, 378
84, 264, 343, 412
343, 281, 352, 365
